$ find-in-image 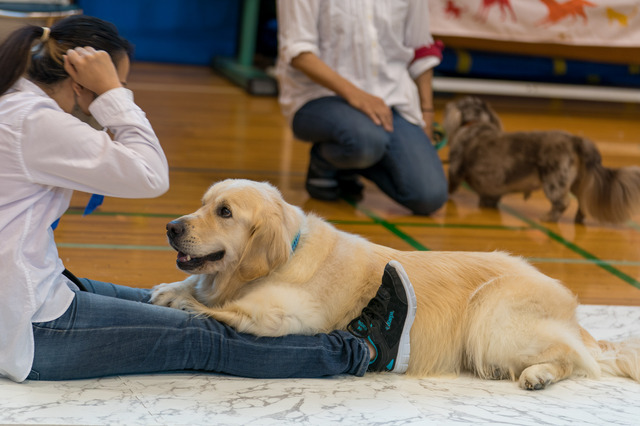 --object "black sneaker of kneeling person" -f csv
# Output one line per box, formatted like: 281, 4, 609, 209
305, 145, 364, 201
336, 171, 364, 202
347, 260, 417, 373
